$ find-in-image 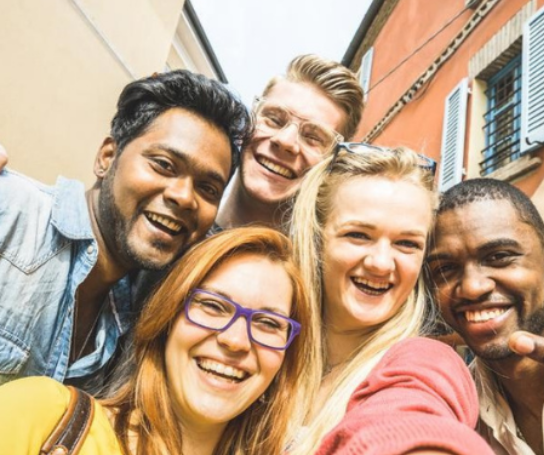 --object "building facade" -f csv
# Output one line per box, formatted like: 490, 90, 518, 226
344, 0, 544, 211
0, 0, 224, 185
